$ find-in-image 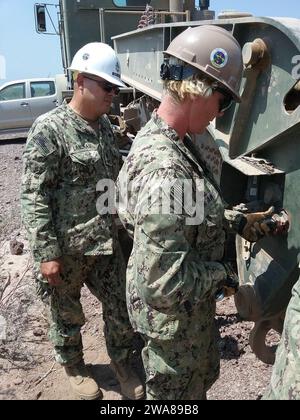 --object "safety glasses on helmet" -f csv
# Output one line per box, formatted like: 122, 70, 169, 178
83, 74, 120, 95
